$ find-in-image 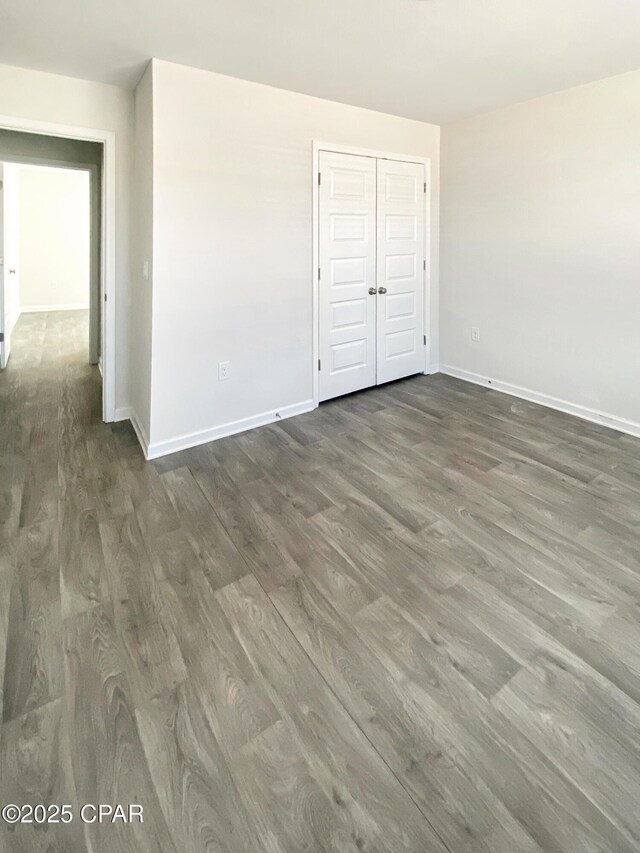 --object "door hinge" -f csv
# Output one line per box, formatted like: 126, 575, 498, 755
423, 260, 426, 271
423, 335, 427, 346
318, 172, 321, 186
104, 293, 107, 302
318, 359, 321, 371
423, 181, 427, 194
0, 332, 4, 343
318, 267, 321, 280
